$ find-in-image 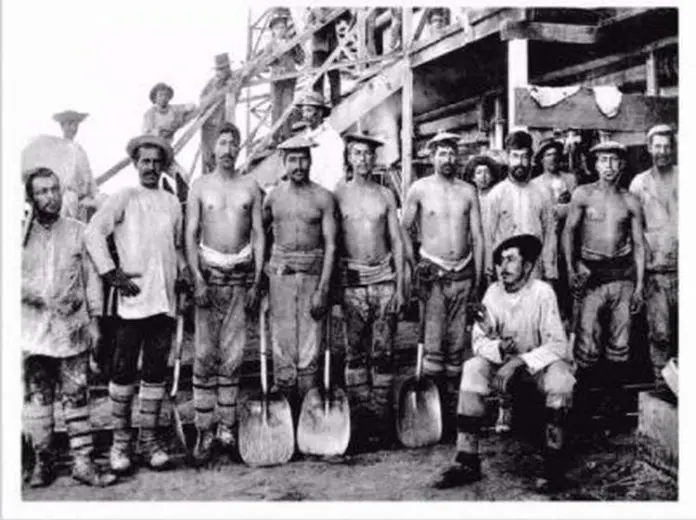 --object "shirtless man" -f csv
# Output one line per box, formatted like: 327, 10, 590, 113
531, 138, 578, 322
629, 124, 678, 389
186, 123, 265, 464
263, 134, 337, 418
402, 130, 484, 441
334, 132, 405, 450
563, 141, 645, 425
